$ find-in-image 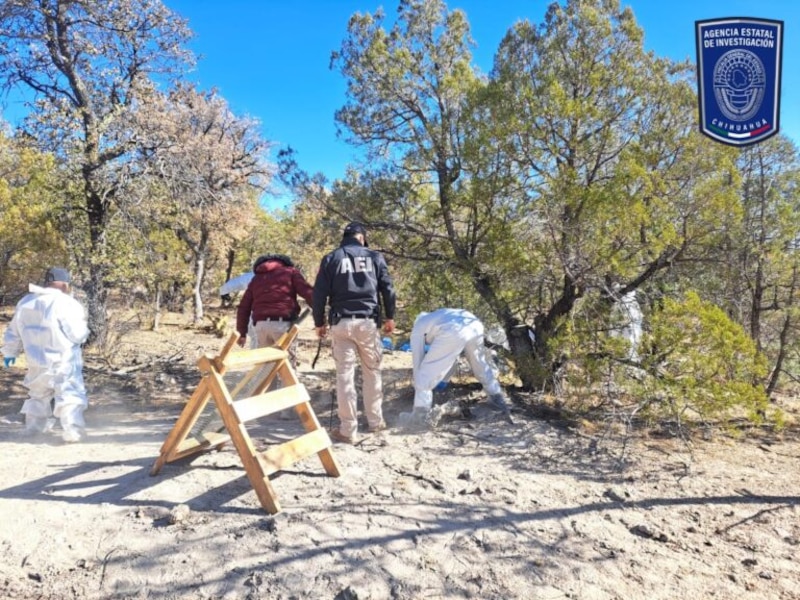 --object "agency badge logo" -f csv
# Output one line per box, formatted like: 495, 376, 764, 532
695, 17, 784, 146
